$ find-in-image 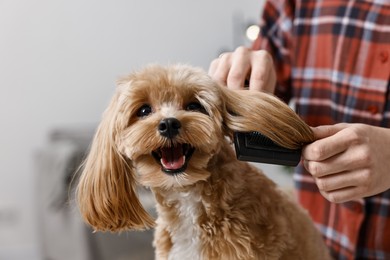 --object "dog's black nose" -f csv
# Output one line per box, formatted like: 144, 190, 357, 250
158, 117, 181, 138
